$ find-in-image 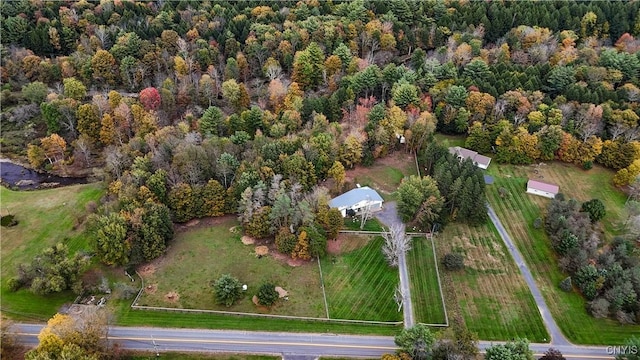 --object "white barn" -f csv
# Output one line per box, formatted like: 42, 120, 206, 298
329, 186, 384, 217
526, 179, 559, 199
